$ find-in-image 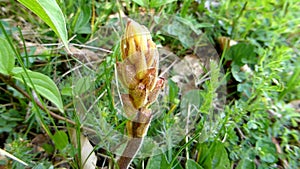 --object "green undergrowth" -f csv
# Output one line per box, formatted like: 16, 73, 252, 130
0, 0, 299, 168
